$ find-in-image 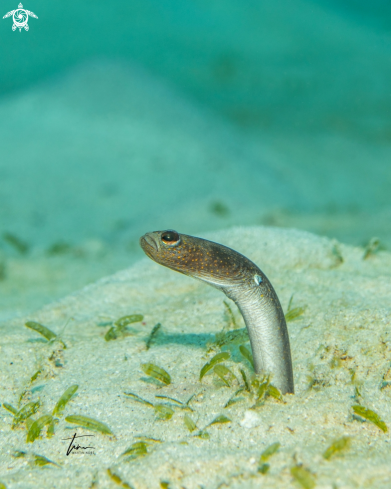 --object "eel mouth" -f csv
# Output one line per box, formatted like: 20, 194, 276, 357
140, 233, 159, 256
